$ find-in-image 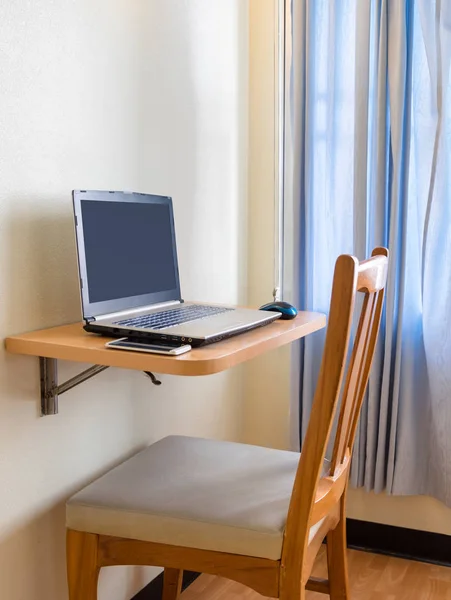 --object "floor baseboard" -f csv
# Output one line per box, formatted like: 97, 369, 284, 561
347, 518, 451, 567
131, 570, 200, 600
